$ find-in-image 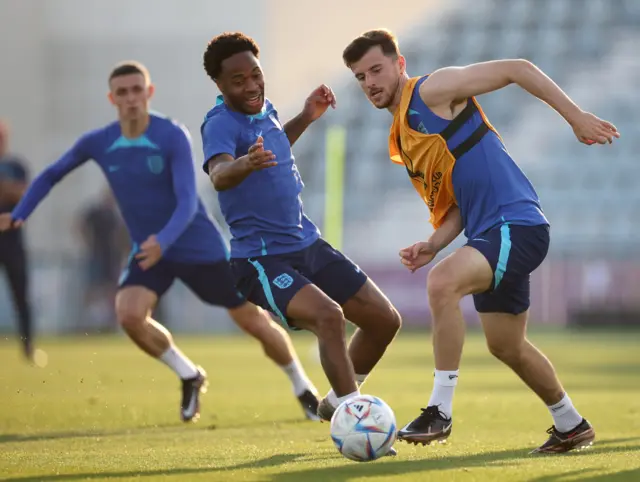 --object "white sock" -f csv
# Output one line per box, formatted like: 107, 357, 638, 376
548, 393, 583, 432
326, 373, 368, 407
159, 345, 199, 380
280, 360, 316, 397
427, 369, 458, 419
336, 390, 360, 406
